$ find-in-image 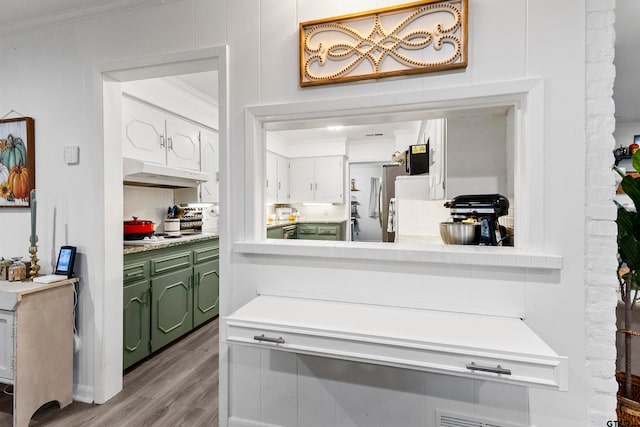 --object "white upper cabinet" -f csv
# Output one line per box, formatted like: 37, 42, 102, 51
266, 152, 278, 203
165, 115, 201, 171
122, 97, 167, 165
200, 129, 219, 203
266, 152, 290, 204
122, 96, 200, 171
289, 156, 343, 203
277, 154, 289, 203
